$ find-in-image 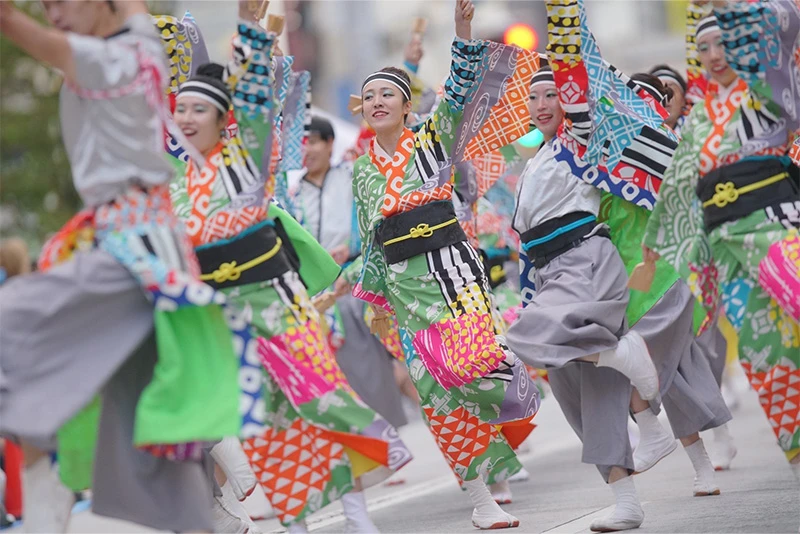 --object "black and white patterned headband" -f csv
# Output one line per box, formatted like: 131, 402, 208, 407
361, 72, 411, 102
178, 79, 232, 115
530, 68, 555, 89
652, 69, 683, 91
635, 81, 668, 106
696, 15, 721, 40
